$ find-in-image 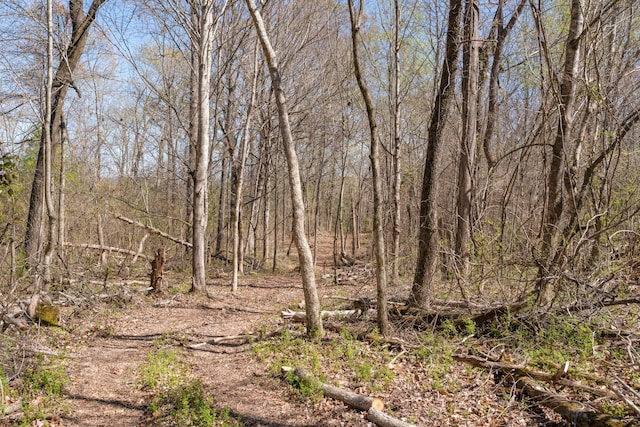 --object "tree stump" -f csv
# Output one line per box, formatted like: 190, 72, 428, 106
150, 247, 165, 293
